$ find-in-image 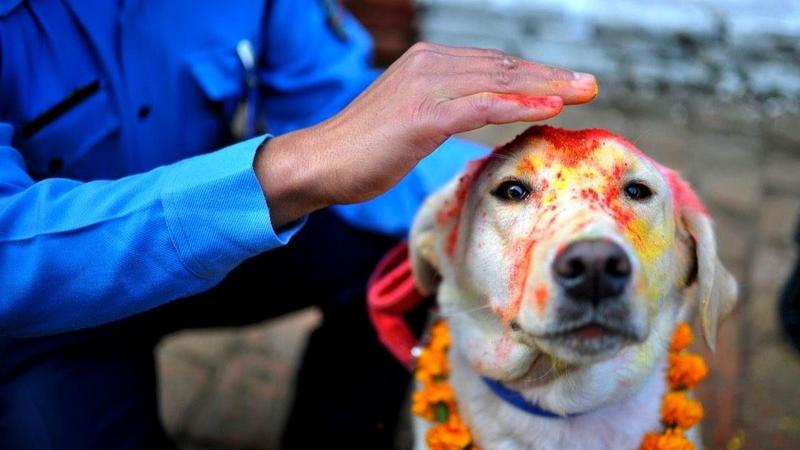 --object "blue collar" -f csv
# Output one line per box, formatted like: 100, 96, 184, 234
481, 377, 587, 419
